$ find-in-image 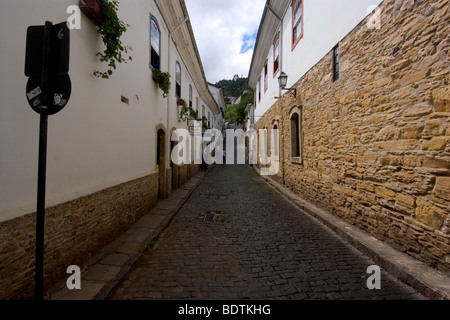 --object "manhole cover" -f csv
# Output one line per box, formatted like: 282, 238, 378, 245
204, 212, 216, 222
199, 211, 228, 223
